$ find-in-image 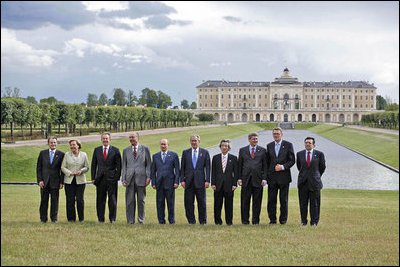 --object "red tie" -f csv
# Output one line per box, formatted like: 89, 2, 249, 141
133, 146, 137, 159
251, 147, 255, 159
103, 147, 107, 161
307, 151, 310, 167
